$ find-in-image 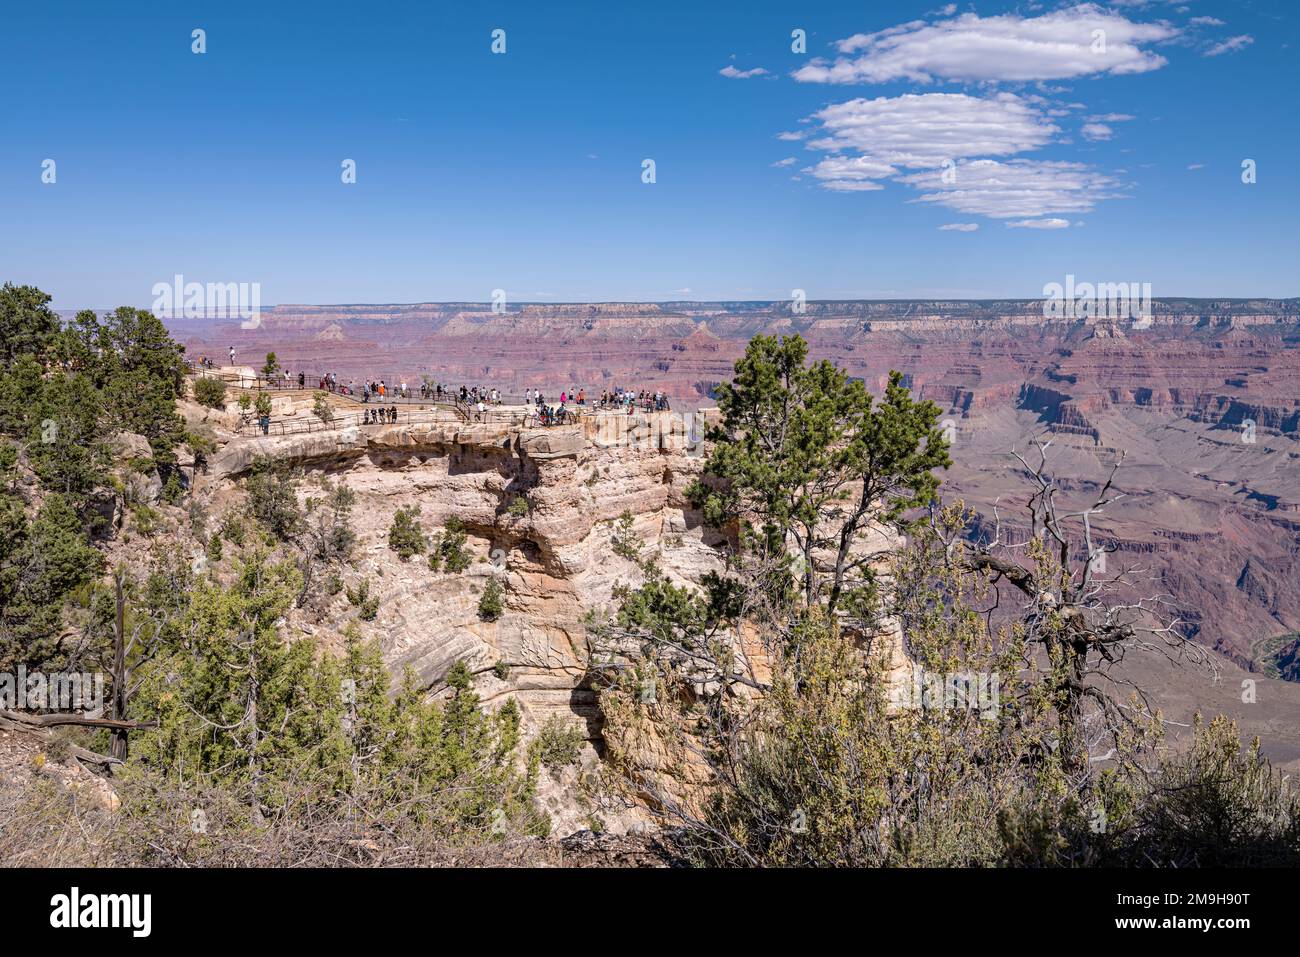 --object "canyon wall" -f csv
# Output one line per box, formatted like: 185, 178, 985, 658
169, 299, 1300, 674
